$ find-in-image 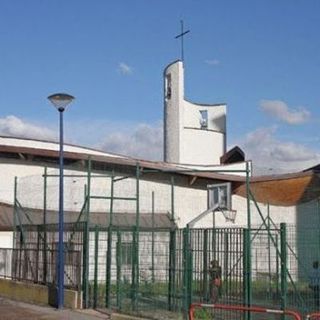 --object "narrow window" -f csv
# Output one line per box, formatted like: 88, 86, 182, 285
200, 110, 208, 129
166, 74, 172, 99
